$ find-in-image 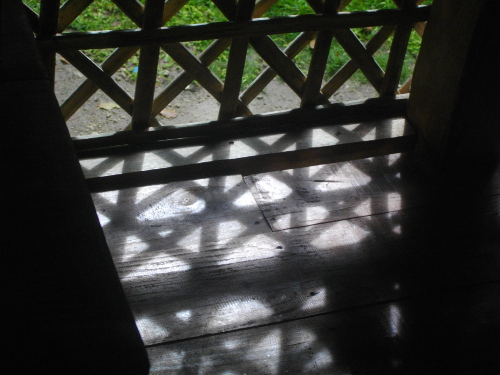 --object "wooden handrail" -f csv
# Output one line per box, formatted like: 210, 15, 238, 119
36, 7, 430, 51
